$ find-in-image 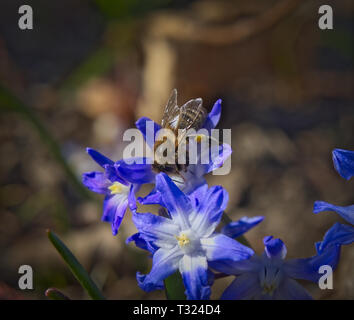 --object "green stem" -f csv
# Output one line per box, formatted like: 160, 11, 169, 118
164, 271, 186, 300
47, 230, 105, 300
